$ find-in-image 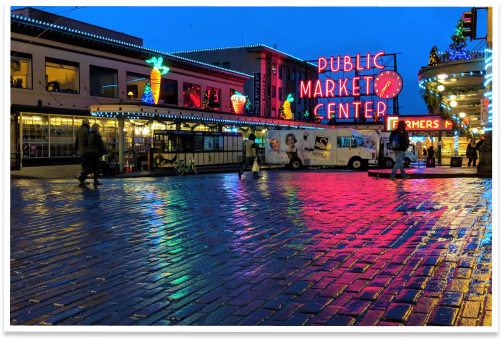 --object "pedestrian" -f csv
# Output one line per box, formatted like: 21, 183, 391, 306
239, 133, 260, 179
86, 123, 107, 185
388, 121, 410, 180
423, 147, 427, 161
74, 118, 91, 186
476, 137, 484, 151
427, 146, 435, 159
466, 138, 478, 167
